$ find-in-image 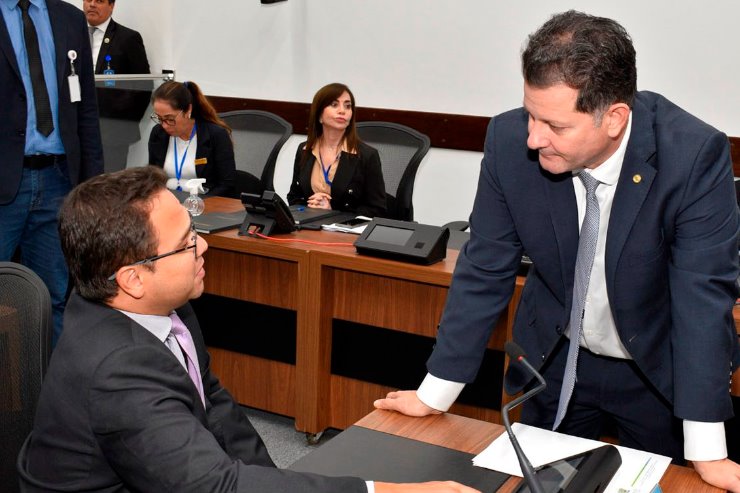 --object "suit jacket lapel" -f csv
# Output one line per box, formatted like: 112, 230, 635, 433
194, 121, 210, 178
0, 8, 21, 81
605, 102, 657, 287
95, 19, 116, 73
329, 151, 356, 196
544, 169, 579, 307
47, 0, 69, 91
